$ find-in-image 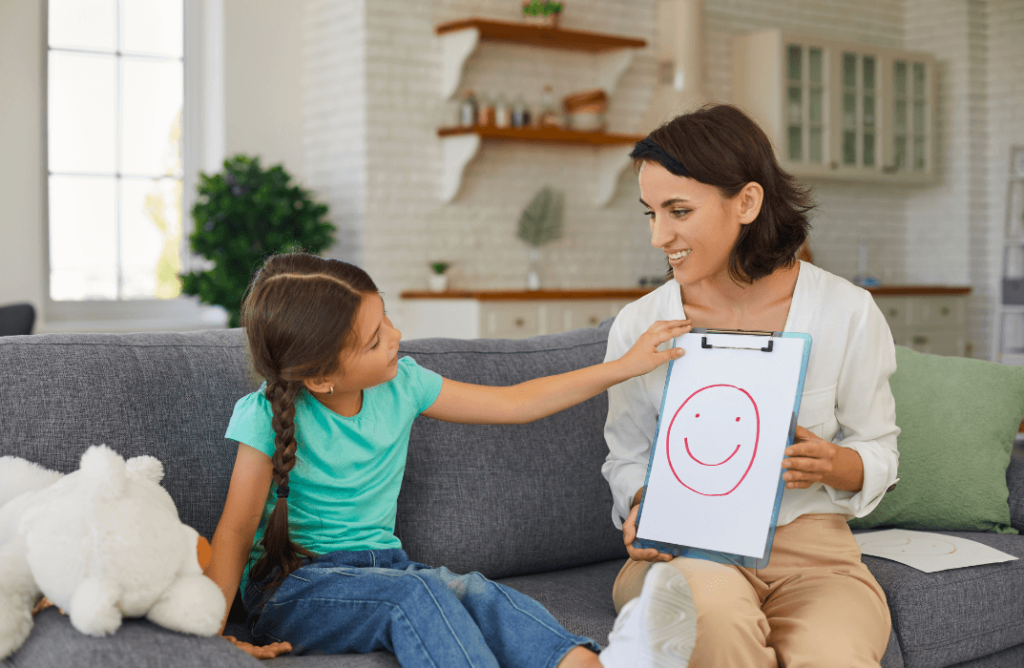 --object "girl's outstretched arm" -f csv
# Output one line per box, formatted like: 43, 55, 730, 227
205, 444, 292, 659
422, 319, 691, 425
